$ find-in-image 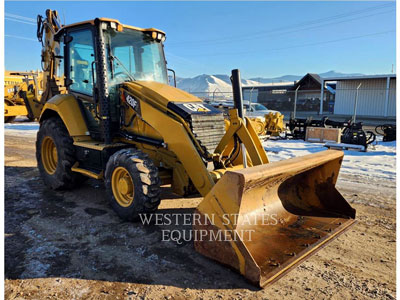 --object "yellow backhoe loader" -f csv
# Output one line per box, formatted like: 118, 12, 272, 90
4, 71, 44, 122
34, 9, 355, 287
